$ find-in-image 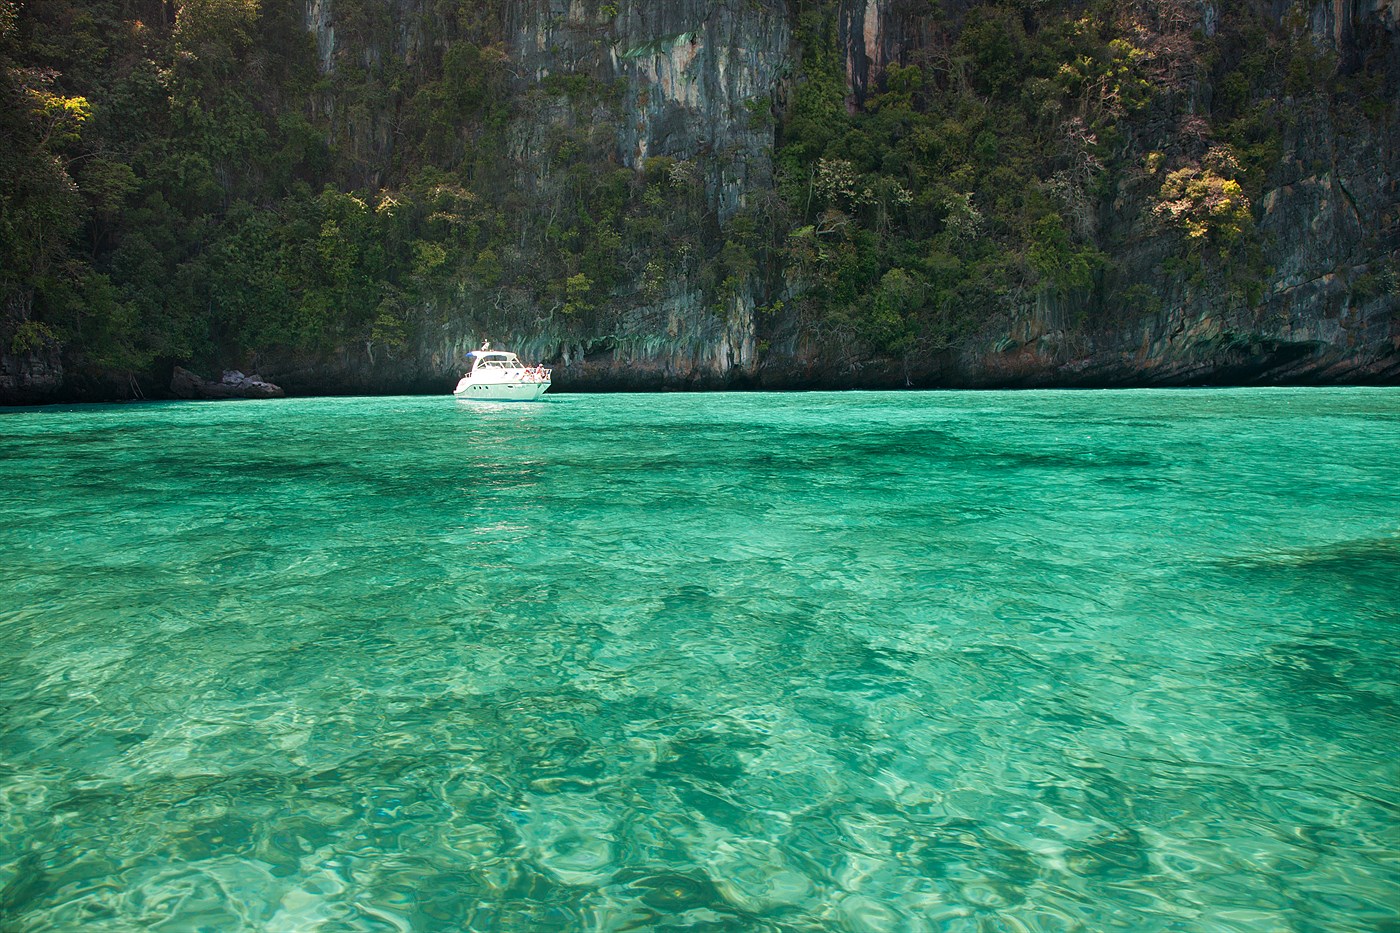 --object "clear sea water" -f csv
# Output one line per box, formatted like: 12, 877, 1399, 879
0, 389, 1397, 932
